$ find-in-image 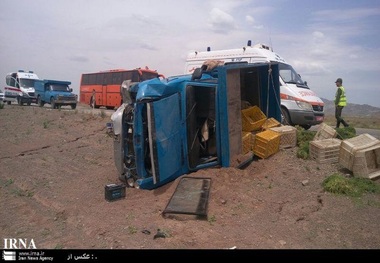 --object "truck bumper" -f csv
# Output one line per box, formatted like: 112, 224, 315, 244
288, 109, 324, 126
55, 100, 77, 105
